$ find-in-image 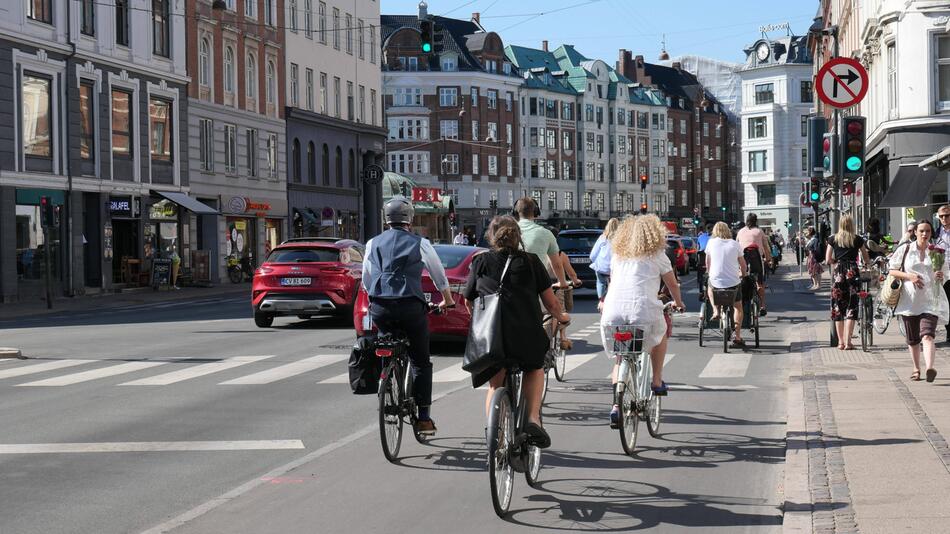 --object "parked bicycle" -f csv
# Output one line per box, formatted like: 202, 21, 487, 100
857, 272, 876, 351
